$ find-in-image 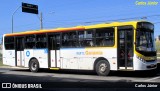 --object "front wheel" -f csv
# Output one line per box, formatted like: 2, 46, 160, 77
29, 59, 39, 72
95, 60, 110, 76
